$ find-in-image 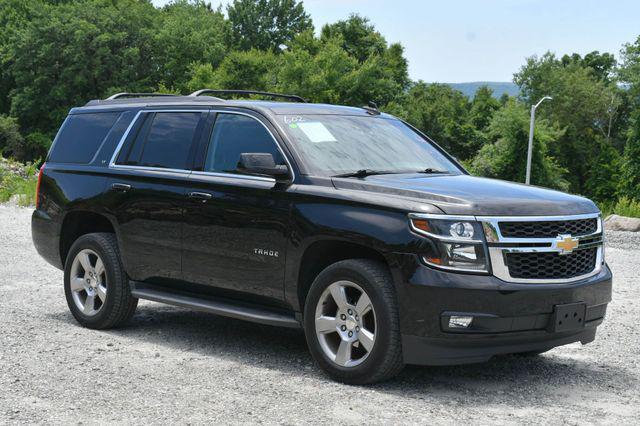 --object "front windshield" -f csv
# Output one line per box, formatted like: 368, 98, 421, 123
281, 114, 461, 177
